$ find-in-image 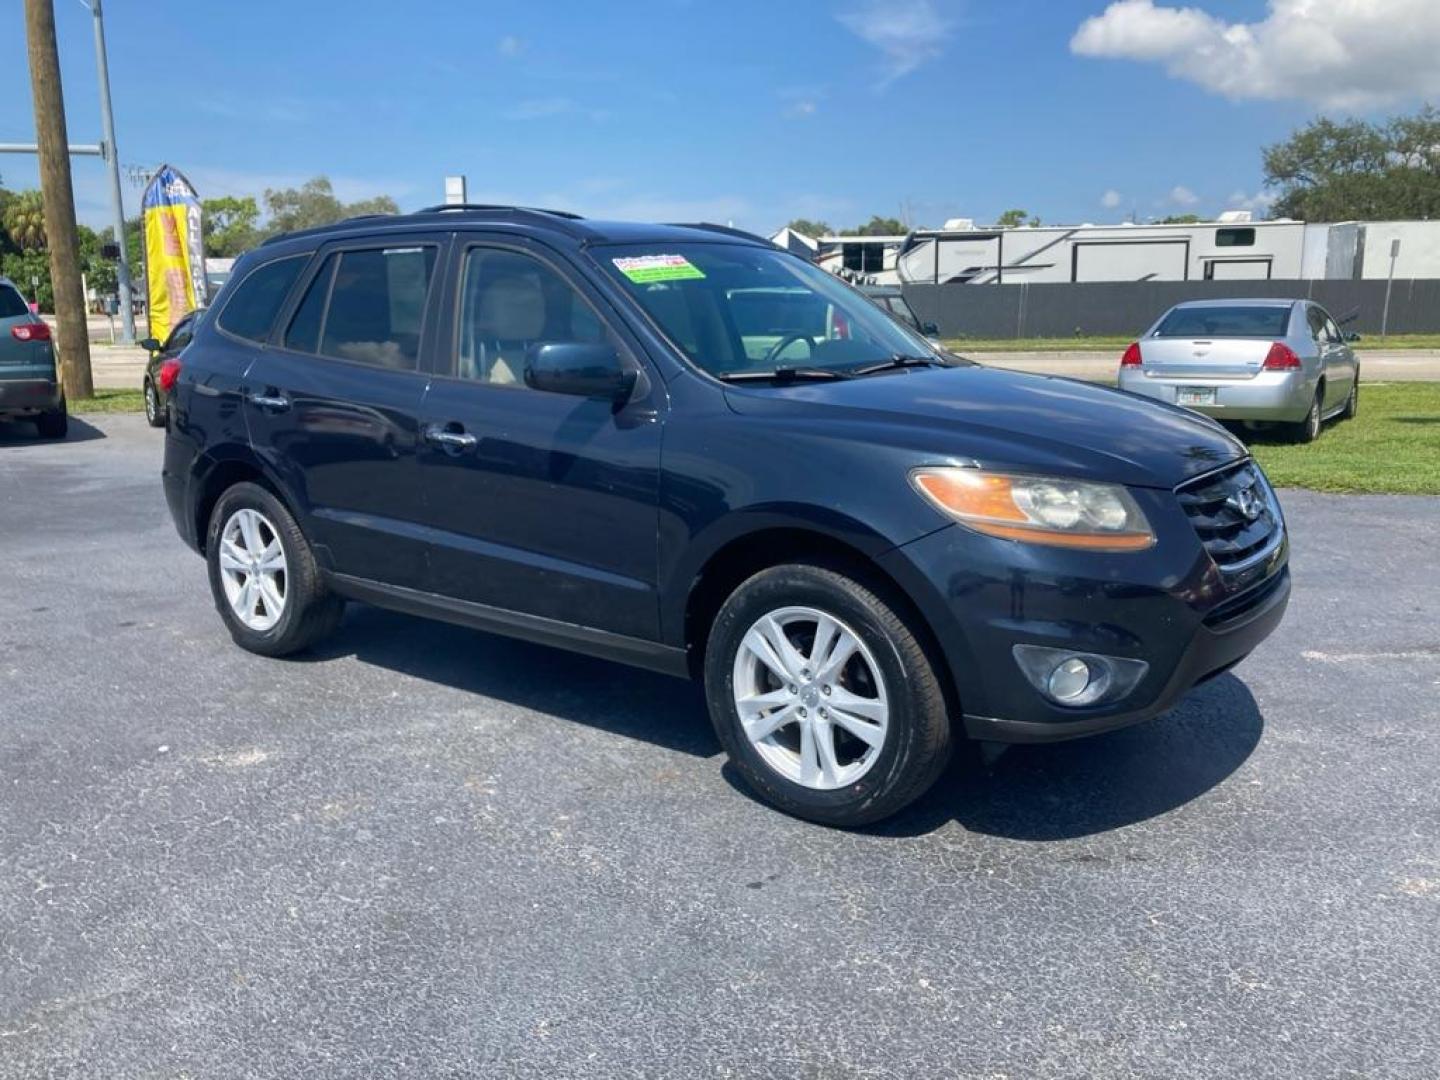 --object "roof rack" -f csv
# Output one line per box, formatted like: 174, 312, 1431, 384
415, 203, 584, 220
668, 222, 779, 248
